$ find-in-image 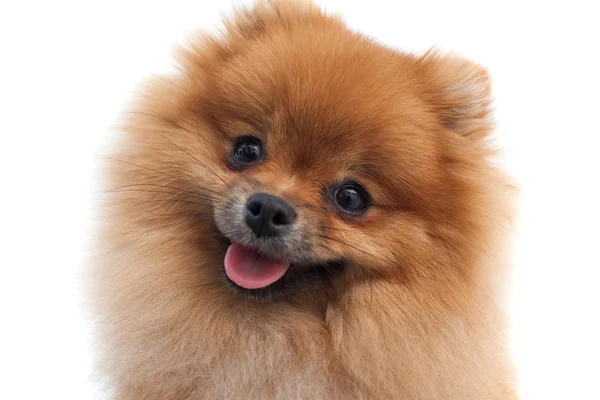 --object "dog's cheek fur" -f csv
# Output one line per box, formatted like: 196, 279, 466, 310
89, 1, 518, 399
